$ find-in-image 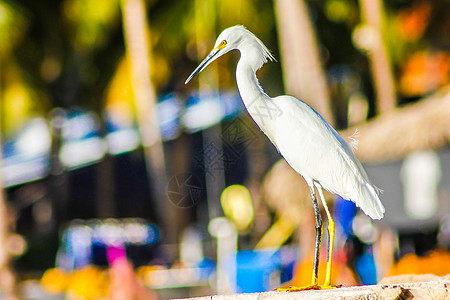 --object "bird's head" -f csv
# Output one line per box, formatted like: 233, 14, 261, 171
185, 25, 273, 84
